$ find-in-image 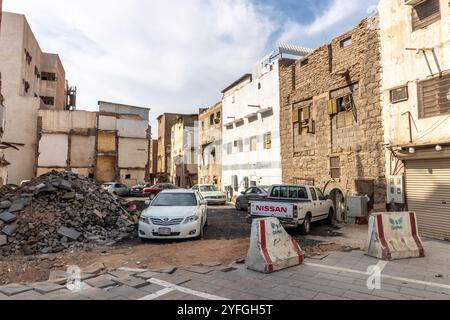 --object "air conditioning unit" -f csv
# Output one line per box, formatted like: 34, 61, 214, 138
404, 0, 426, 6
